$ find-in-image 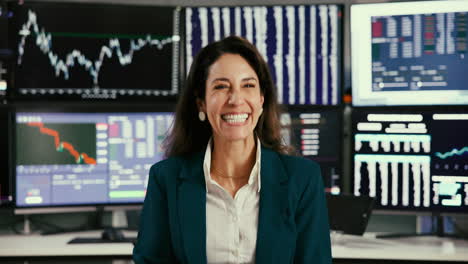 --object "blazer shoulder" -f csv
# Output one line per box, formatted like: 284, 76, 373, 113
151, 156, 184, 172
149, 156, 185, 184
